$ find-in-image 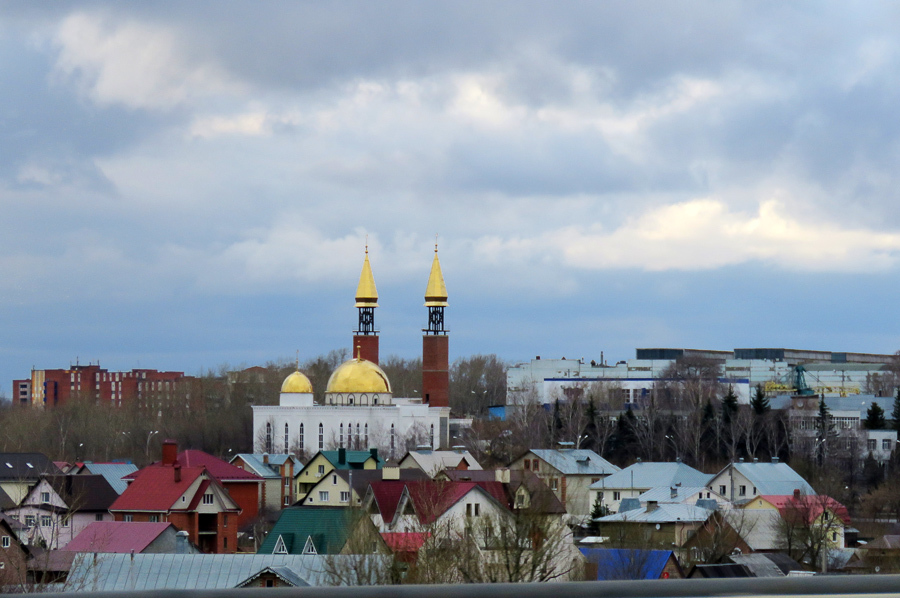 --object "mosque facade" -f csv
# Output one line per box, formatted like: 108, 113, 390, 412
251, 246, 451, 459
